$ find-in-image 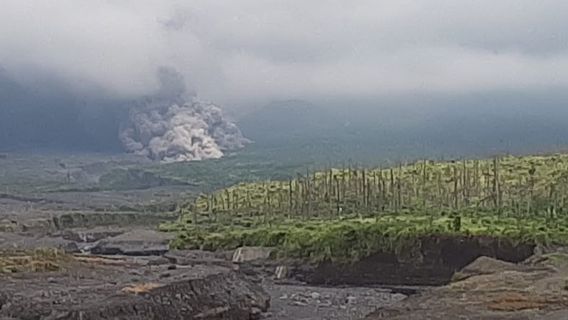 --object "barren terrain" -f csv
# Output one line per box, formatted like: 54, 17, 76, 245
2, 152, 568, 319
